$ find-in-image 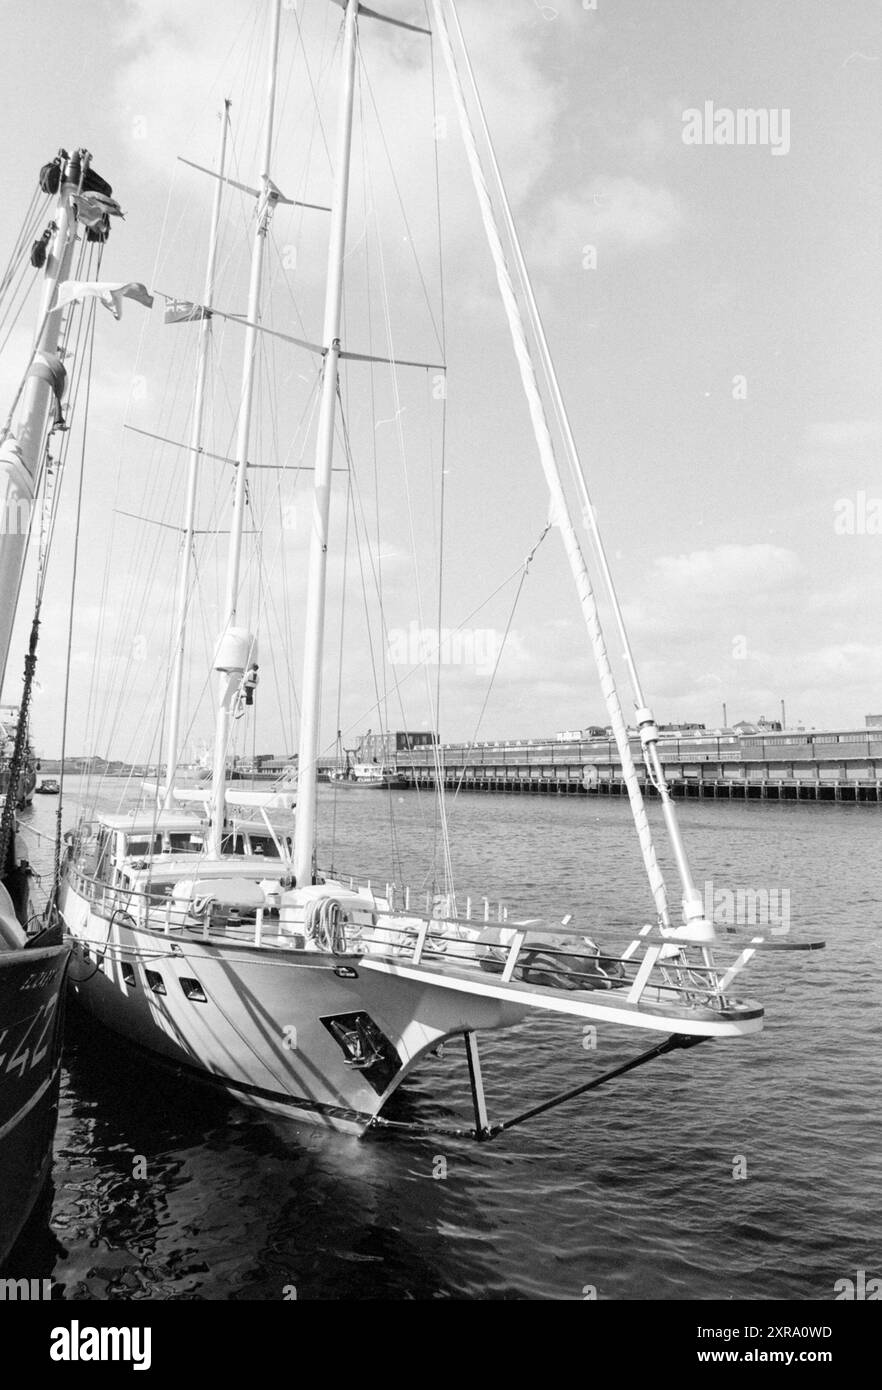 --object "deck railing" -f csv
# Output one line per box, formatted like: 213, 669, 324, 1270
64, 861, 747, 1015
